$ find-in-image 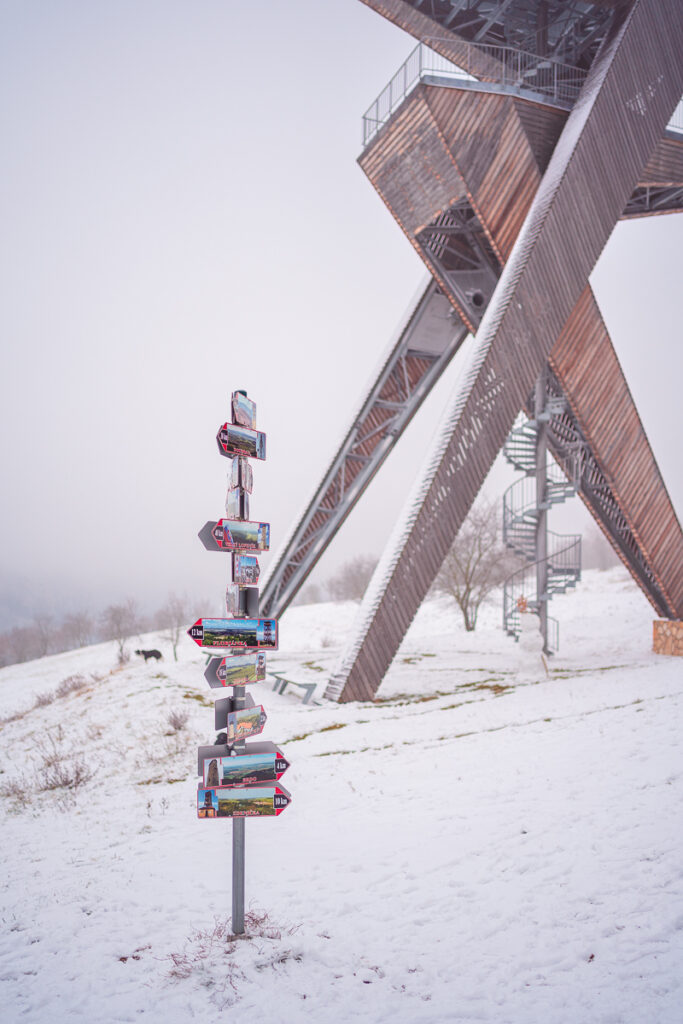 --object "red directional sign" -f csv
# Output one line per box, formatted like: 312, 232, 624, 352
198, 520, 270, 554
217, 422, 266, 461
200, 742, 289, 788
213, 696, 267, 742
197, 784, 291, 819
204, 652, 267, 688
189, 618, 278, 651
